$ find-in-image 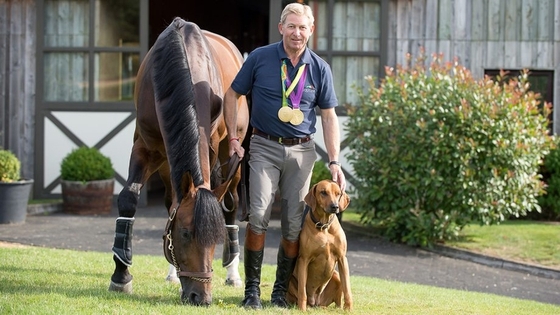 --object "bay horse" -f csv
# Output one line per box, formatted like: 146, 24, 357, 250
108, 18, 249, 306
